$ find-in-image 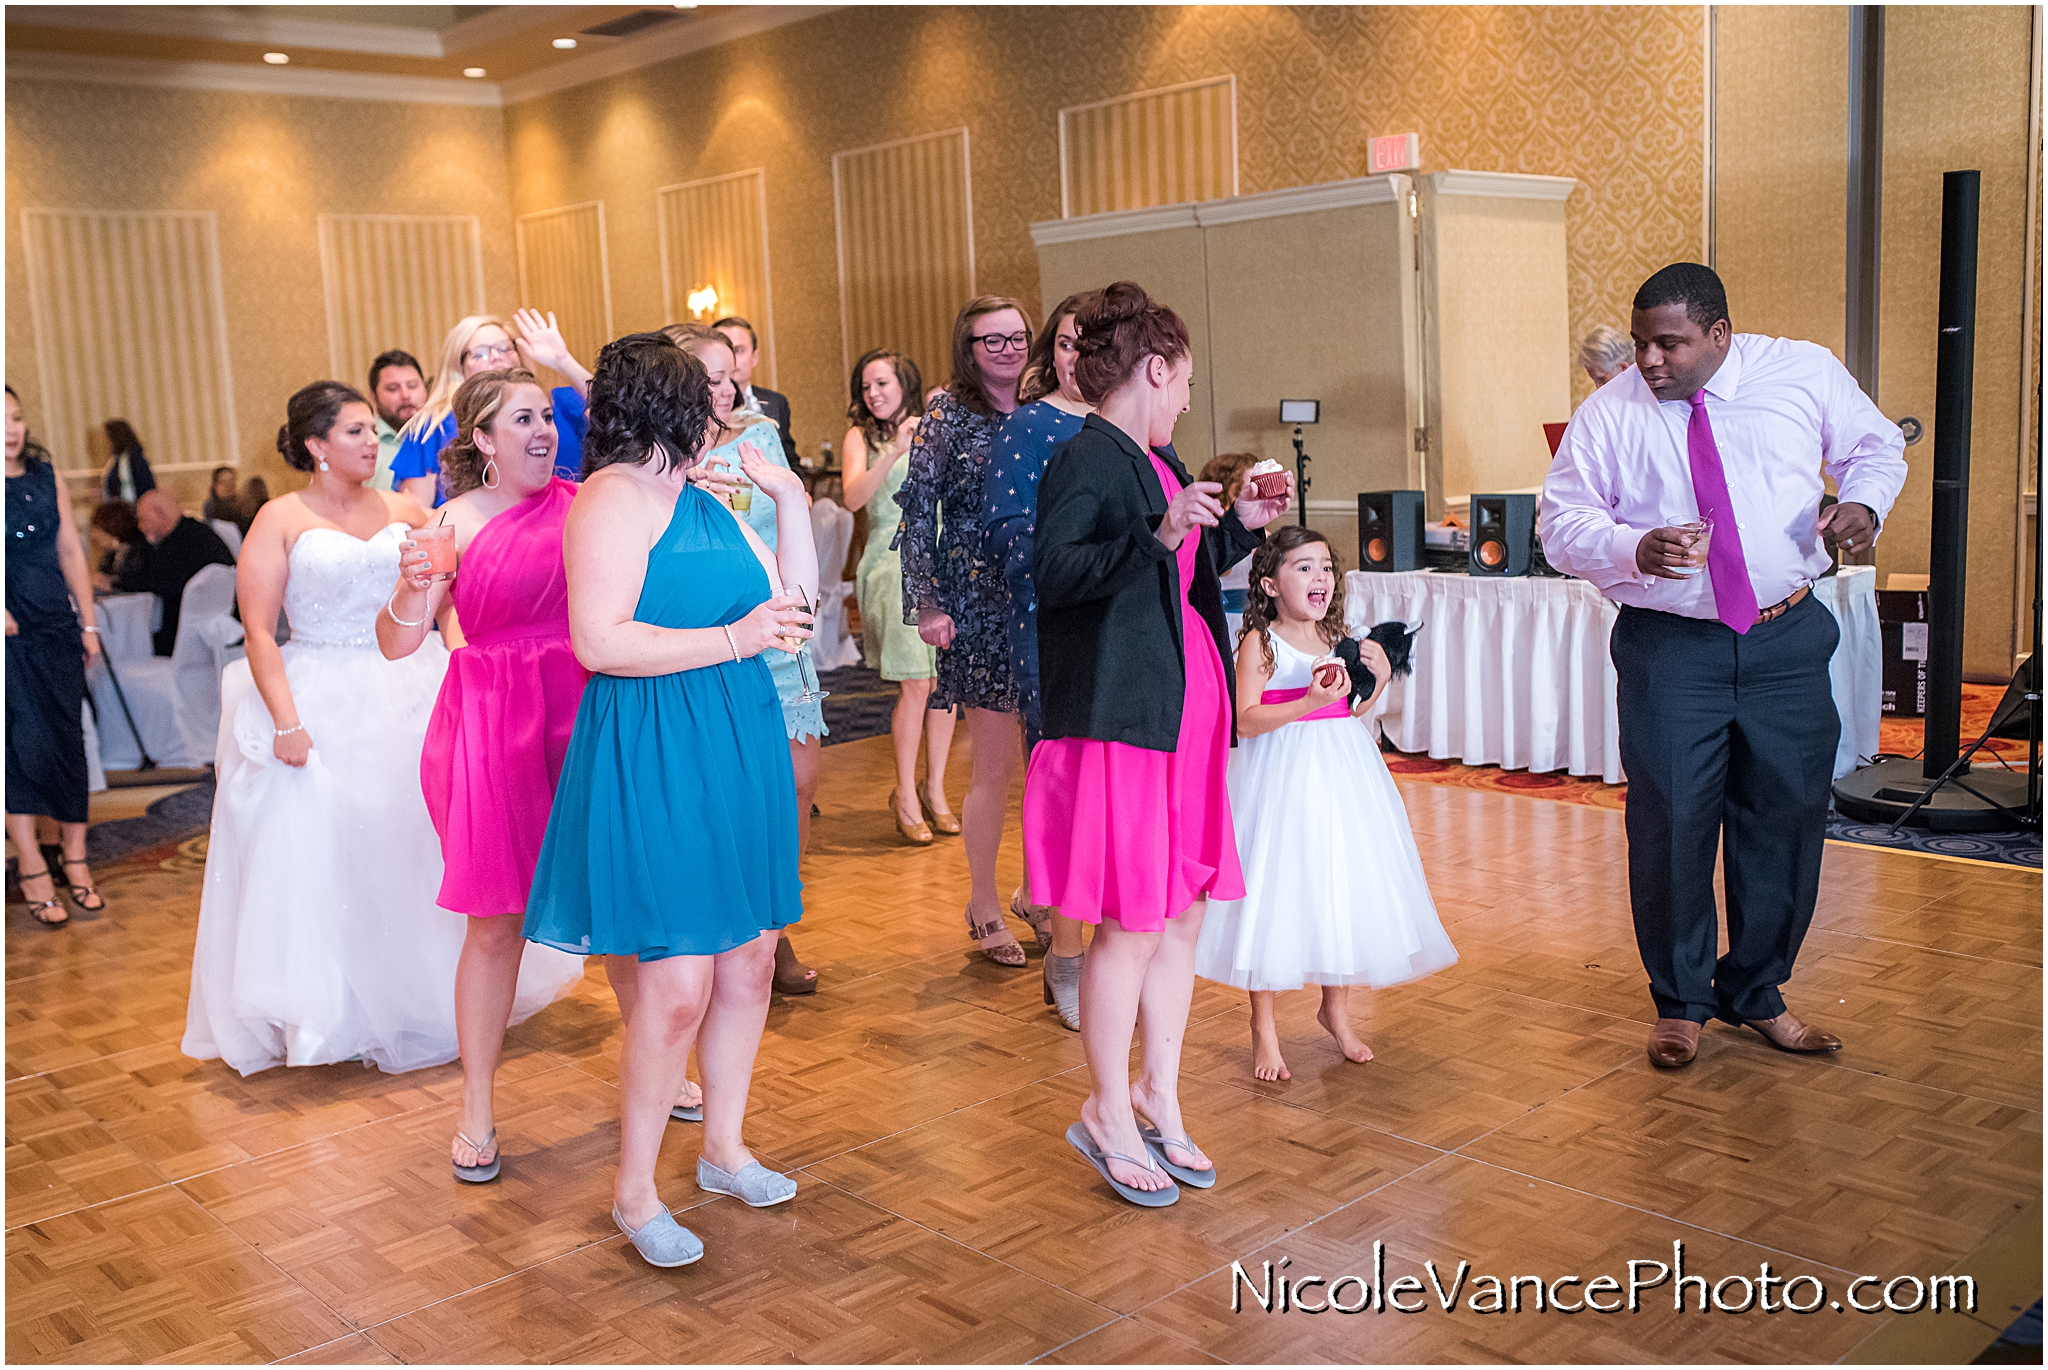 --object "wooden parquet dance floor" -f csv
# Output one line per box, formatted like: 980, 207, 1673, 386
6, 734, 2041, 1363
